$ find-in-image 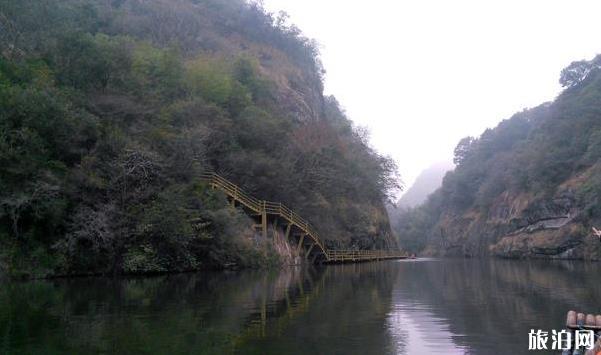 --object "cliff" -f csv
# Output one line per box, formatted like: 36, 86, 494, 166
0, 0, 398, 277
396, 55, 601, 259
